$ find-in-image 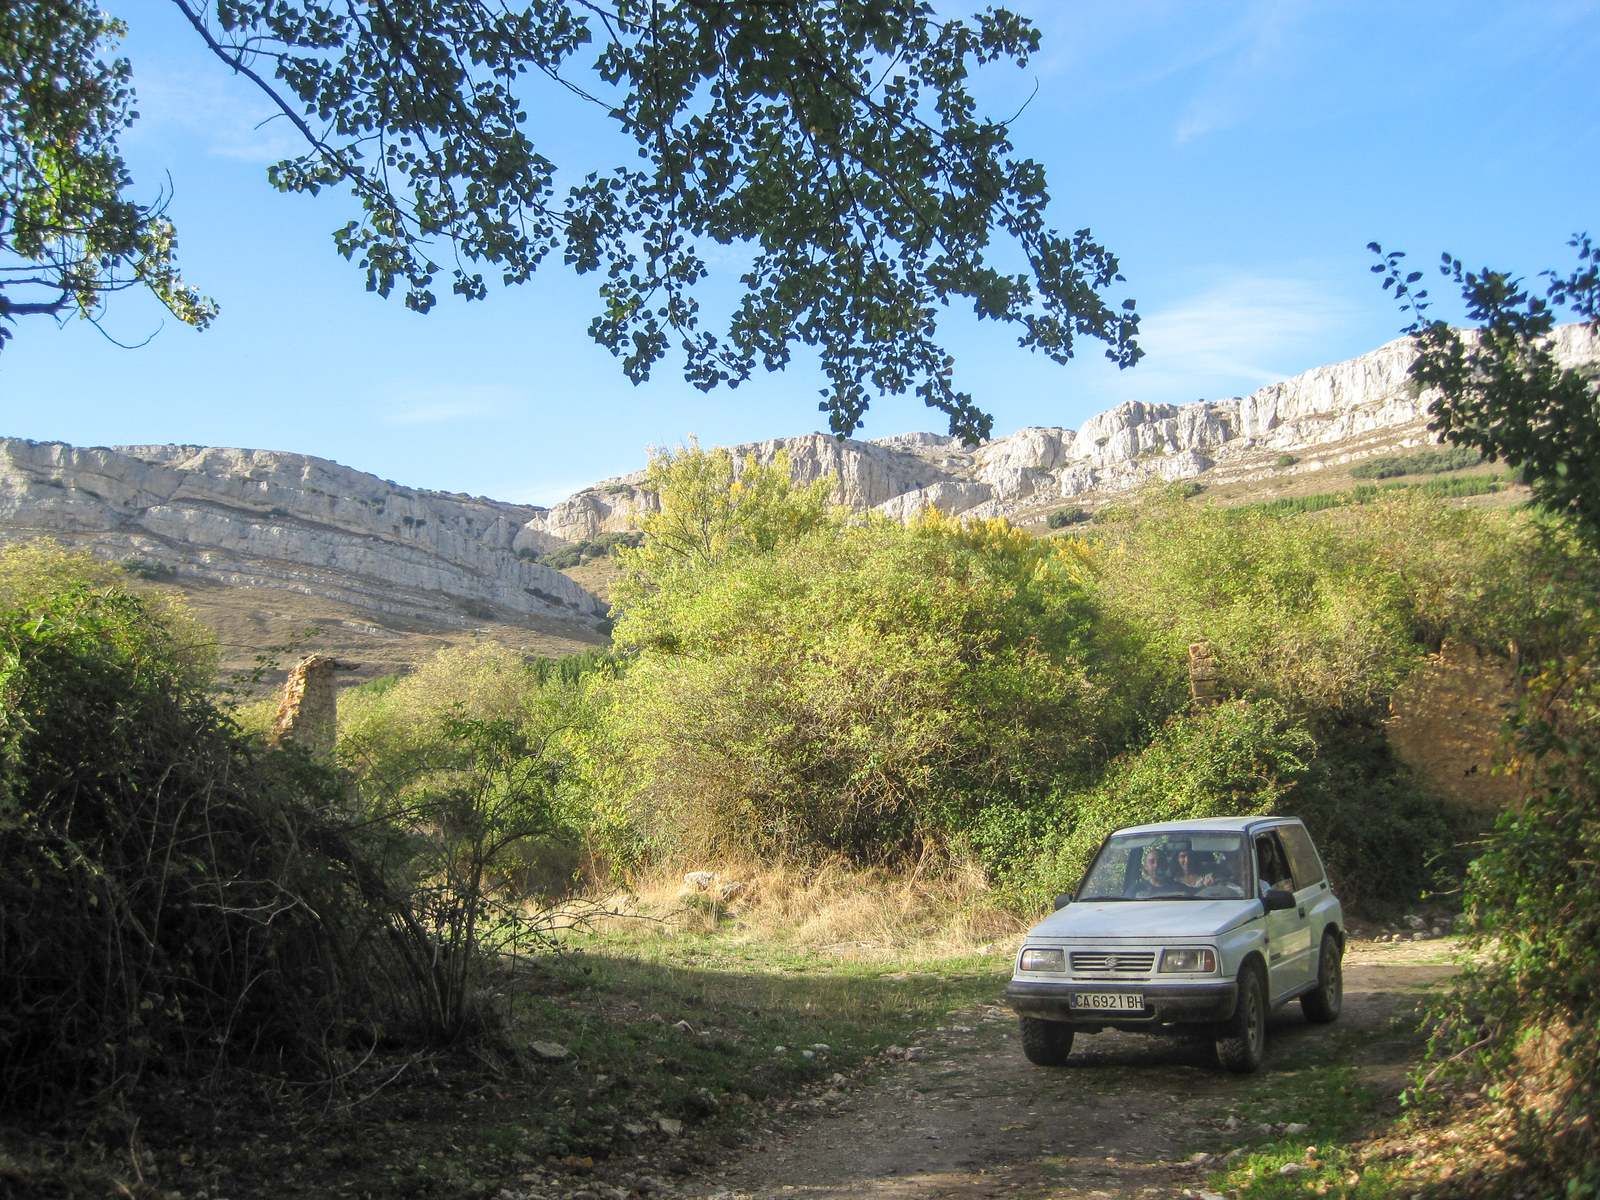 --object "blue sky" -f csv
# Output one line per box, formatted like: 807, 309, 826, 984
2, 1, 1597, 505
